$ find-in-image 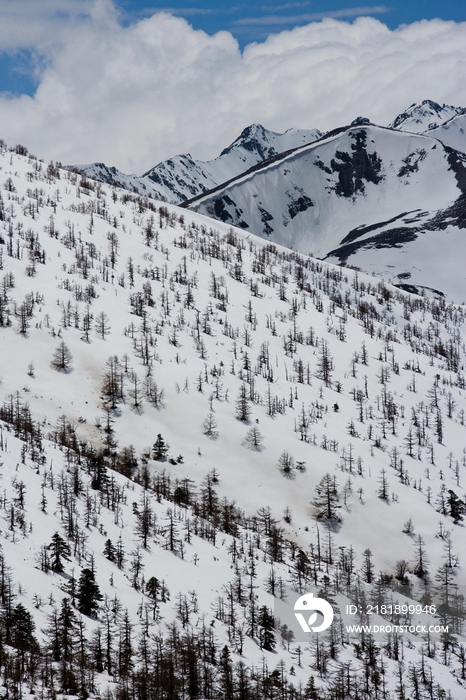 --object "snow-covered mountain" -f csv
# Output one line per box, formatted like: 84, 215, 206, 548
74, 124, 322, 203
186, 121, 466, 301
1, 139, 466, 698
74, 103, 466, 303
389, 99, 464, 135
389, 99, 466, 154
